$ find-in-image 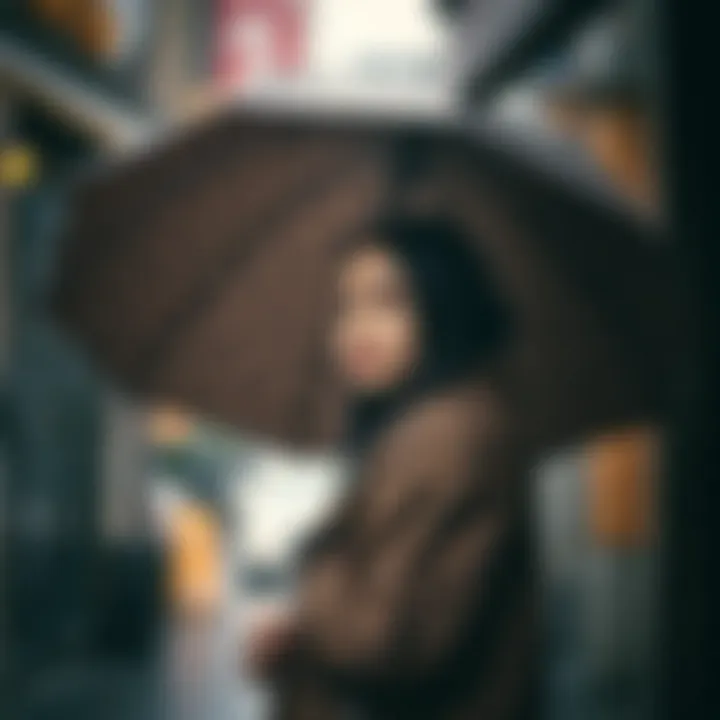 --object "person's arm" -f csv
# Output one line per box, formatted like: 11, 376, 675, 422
295, 393, 523, 688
